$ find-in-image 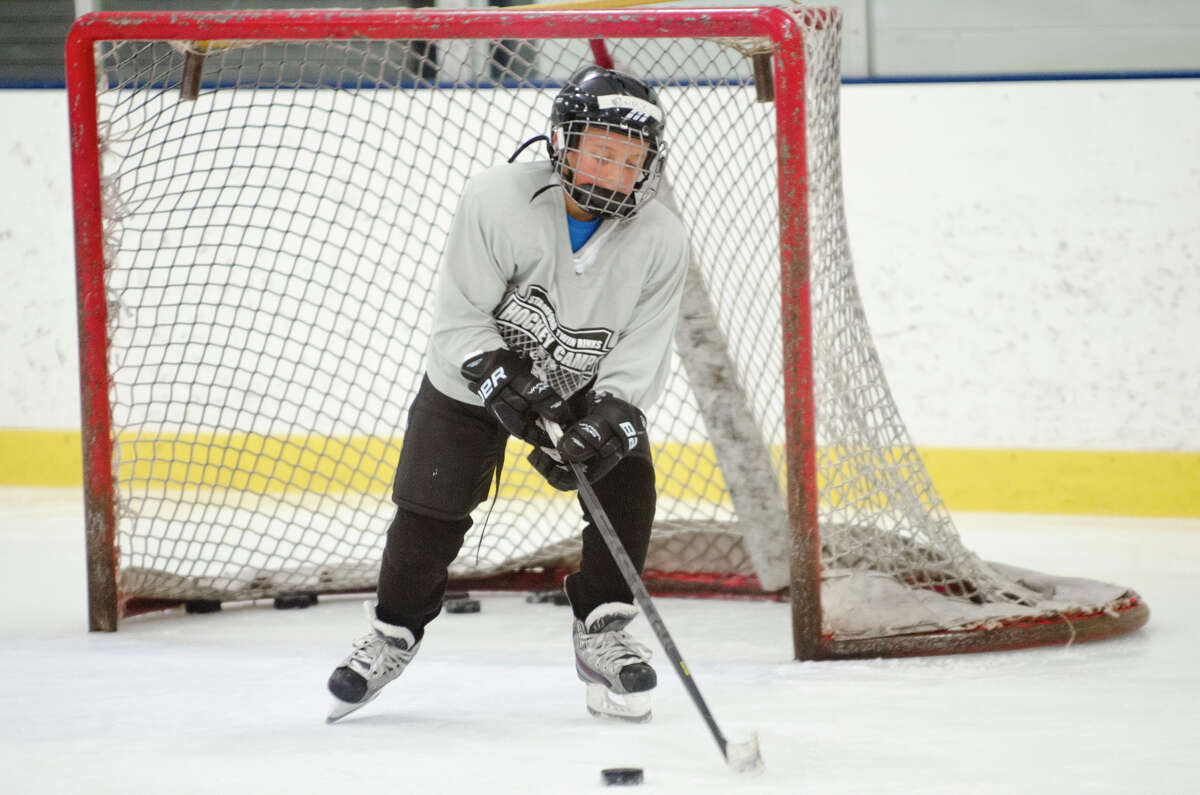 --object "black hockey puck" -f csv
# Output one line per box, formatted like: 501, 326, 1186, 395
444, 597, 481, 614
184, 600, 221, 614
601, 768, 643, 786
273, 592, 318, 609
525, 590, 571, 606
